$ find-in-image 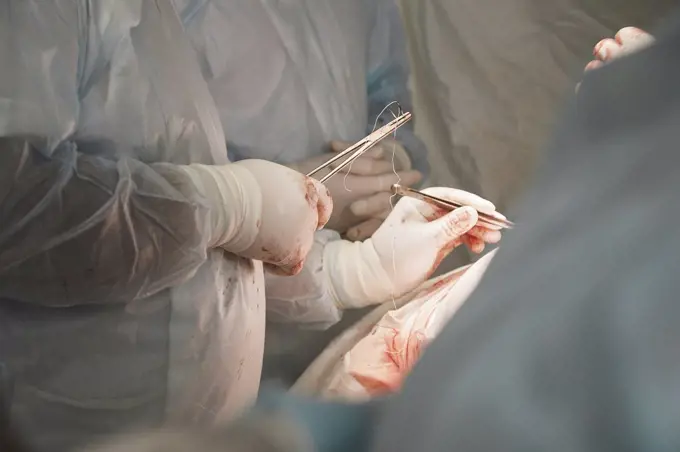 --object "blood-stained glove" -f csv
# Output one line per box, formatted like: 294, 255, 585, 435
591, 27, 655, 66
287, 140, 421, 238
179, 159, 332, 276
323, 187, 504, 309
578, 27, 655, 91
